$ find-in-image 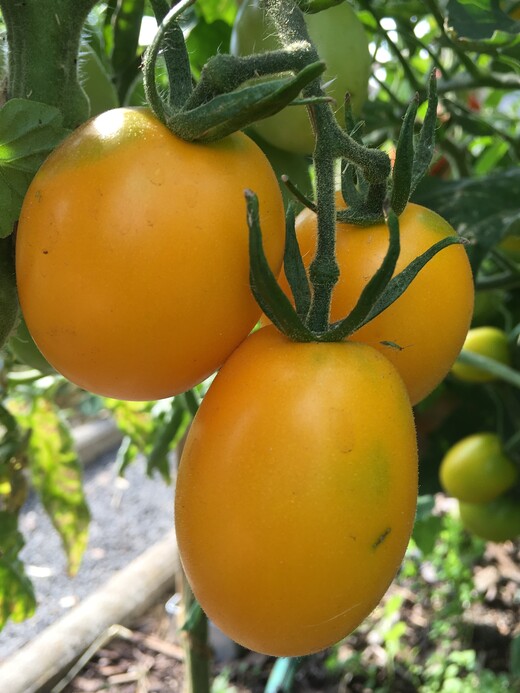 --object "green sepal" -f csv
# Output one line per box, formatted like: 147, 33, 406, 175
390, 94, 419, 217
359, 236, 465, 329
283, 203, 312, 322
323, 208, 401, 342
169, 61, 326, 142
411, 72, 438, 195
340, 163, 363, 210
246, 190, 314, 342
